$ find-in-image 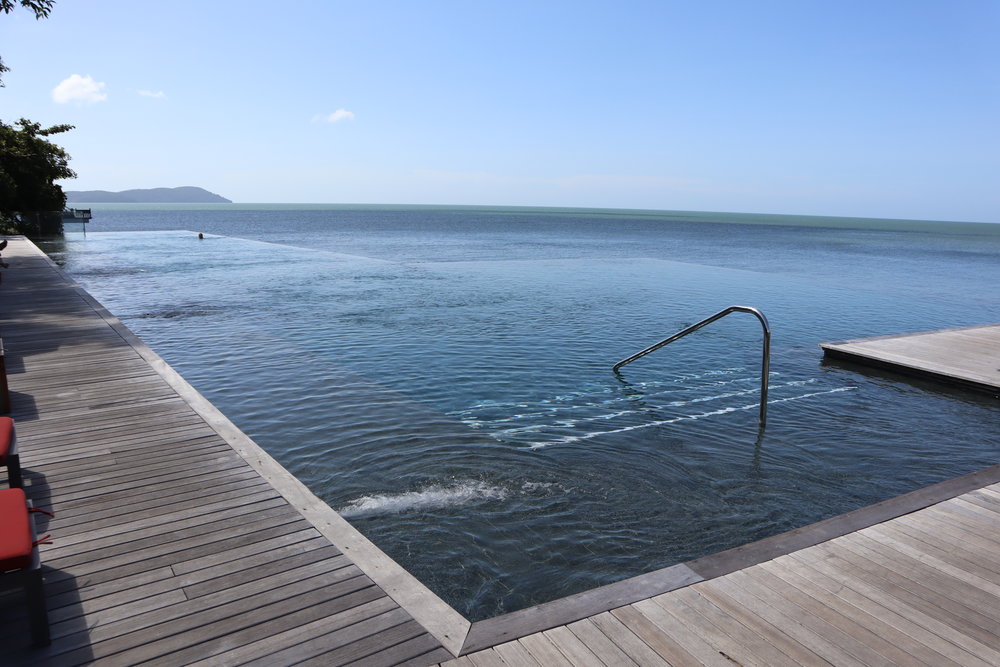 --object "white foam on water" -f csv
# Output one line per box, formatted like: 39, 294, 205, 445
451, 368, 755, 417
465, 379, 819, 438
338, 480, 509, 518
451, 369, 783, 423
525, 386, 857, 449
